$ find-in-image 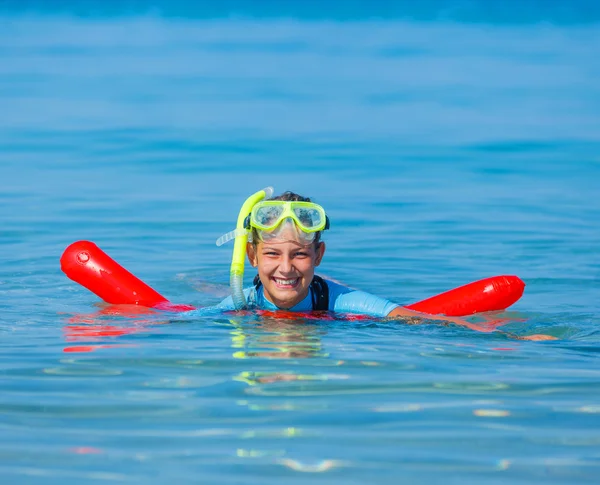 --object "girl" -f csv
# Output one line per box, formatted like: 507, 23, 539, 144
215, 188, 555, 341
